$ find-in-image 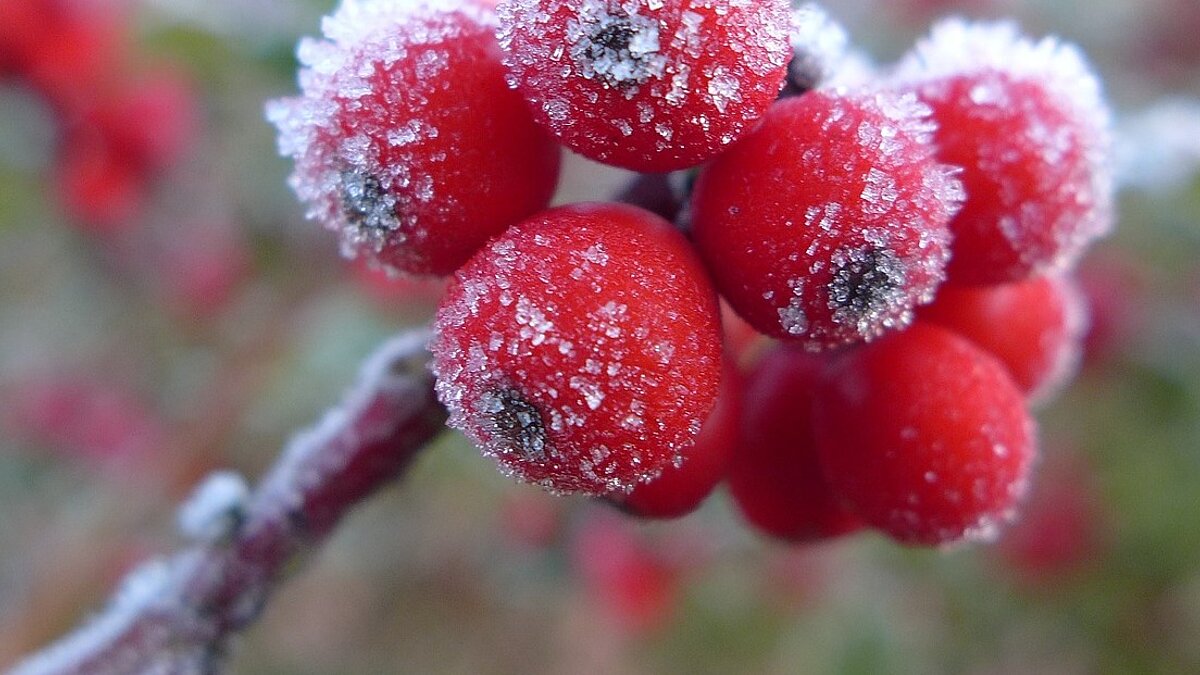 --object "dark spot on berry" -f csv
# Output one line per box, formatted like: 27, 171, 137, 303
571, 12, 665, 89
591, 21, 636, 54
341, 170, 398, 233
828, 246, 907, 326
487, 387, 549, 462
